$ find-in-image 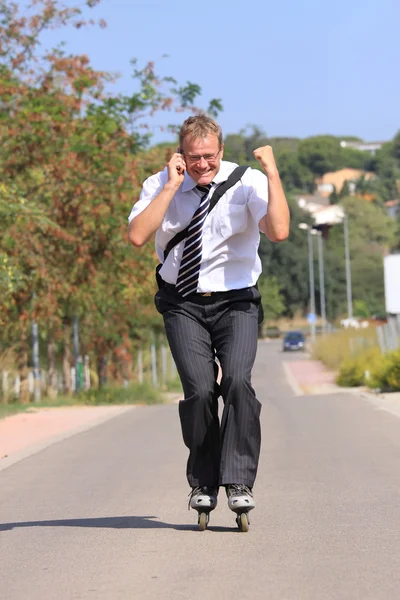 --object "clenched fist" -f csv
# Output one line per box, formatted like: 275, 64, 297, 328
253, 145, 278, 177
